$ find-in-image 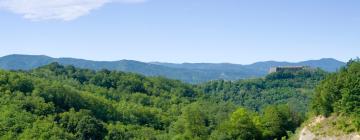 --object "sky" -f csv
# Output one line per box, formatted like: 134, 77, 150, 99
0, 0, 359, 64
